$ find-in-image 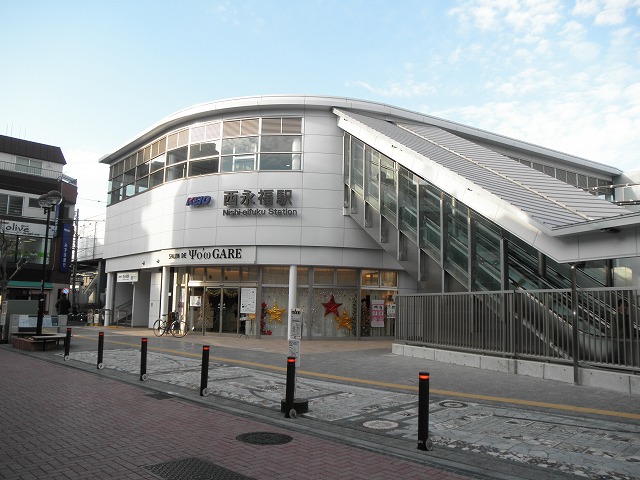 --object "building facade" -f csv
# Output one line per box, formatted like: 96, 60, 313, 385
99, 96, 640, 340
0, 134, 77, 315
